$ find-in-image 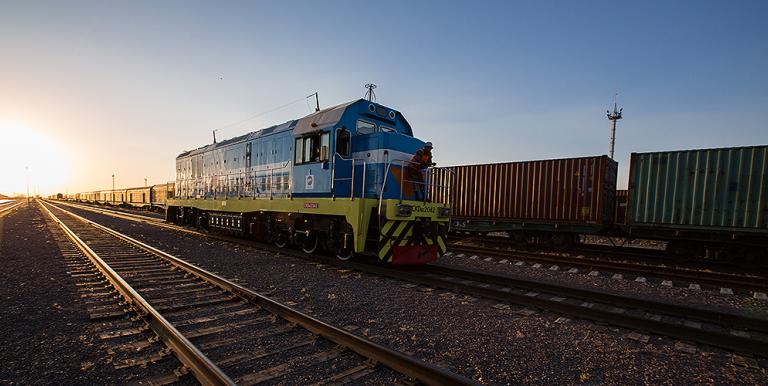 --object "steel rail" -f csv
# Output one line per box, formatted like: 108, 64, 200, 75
40, 202, 236, 386
0, 200, 24, 217
44, 201, 477, 386
54, 200, 165, 223
448, 244, 768, 293
46, 200, 768, 356
414, 264, 768, 332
